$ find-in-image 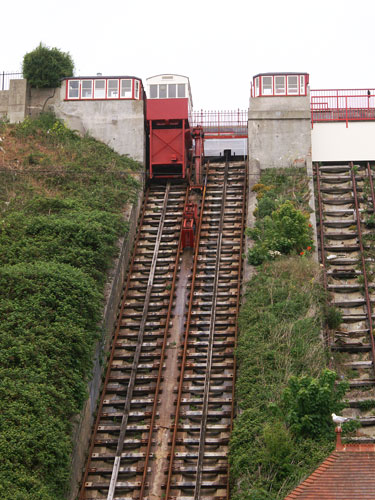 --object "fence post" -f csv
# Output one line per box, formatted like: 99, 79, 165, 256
1, 72, 4, 91
346, 96, 348, 128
